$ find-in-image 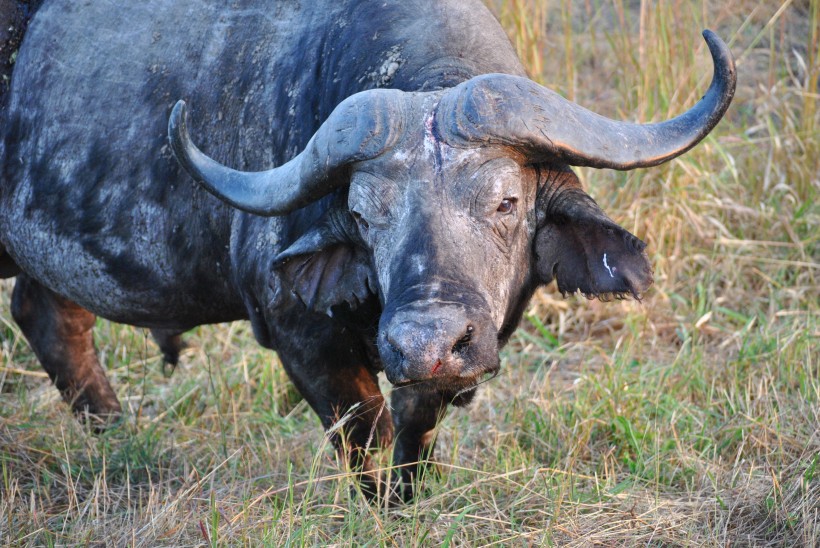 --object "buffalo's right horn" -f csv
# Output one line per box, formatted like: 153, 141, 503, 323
168, 89, 406, 216
436, 30, 736, 170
